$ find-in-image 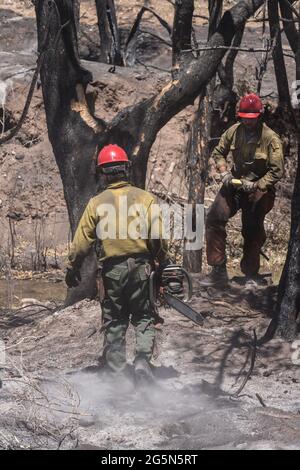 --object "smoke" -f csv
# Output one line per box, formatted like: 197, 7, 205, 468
39, 366, 234, 449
